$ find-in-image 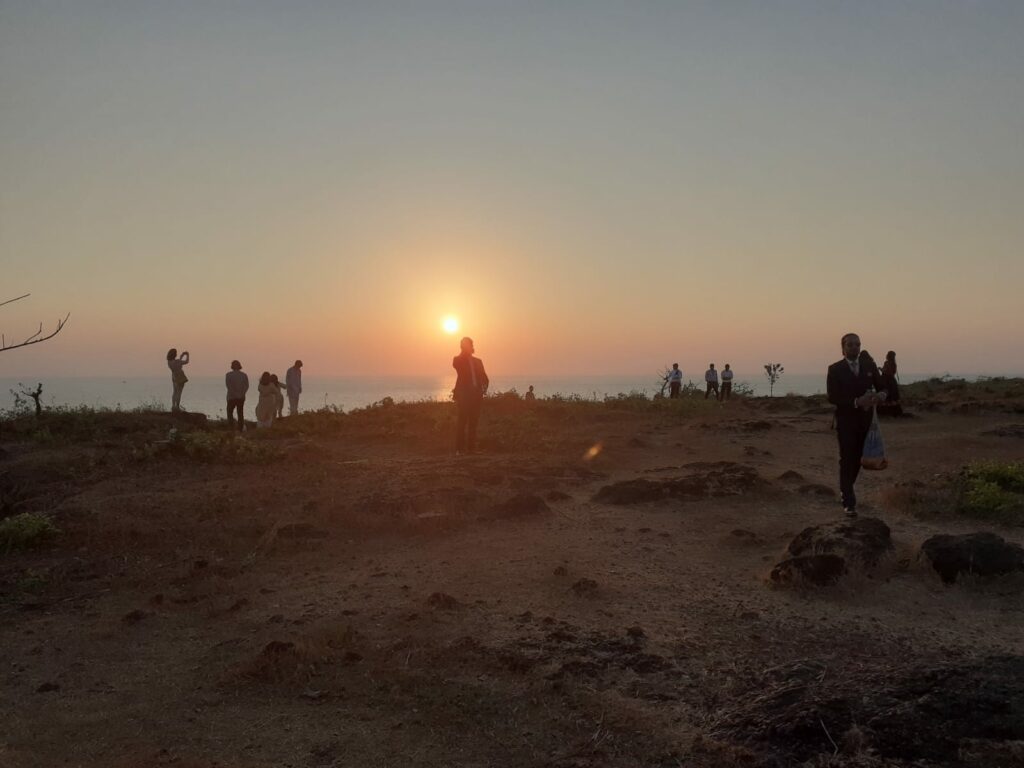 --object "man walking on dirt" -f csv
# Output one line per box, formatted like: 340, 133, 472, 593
452, 336, 489, 454
826, 333, 884, 516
